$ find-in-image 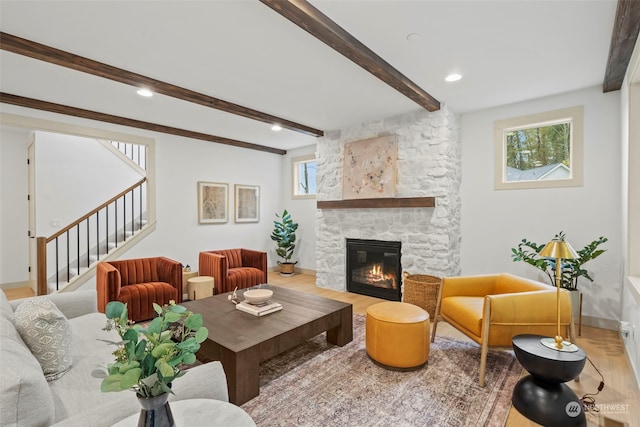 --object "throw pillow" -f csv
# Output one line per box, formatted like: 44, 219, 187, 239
14, 298, 73, 381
